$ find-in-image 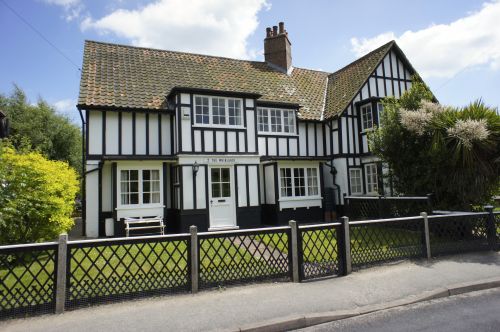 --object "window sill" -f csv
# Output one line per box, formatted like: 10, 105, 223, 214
116, 205, 165, 210
258, 132, 298, 137
193, 124, 245, 130
278, 196, 322, 202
